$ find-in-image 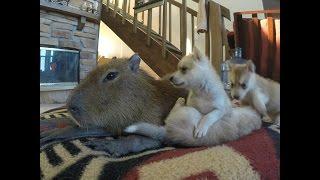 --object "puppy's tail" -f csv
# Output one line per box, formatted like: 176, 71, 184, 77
124, 122, 166, 141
